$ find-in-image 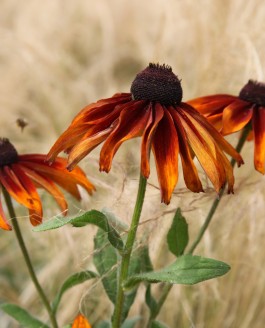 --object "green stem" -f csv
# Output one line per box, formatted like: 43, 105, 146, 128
112, 174, 147, 328
147, 125, 251, 326
3, 188, 59, 328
